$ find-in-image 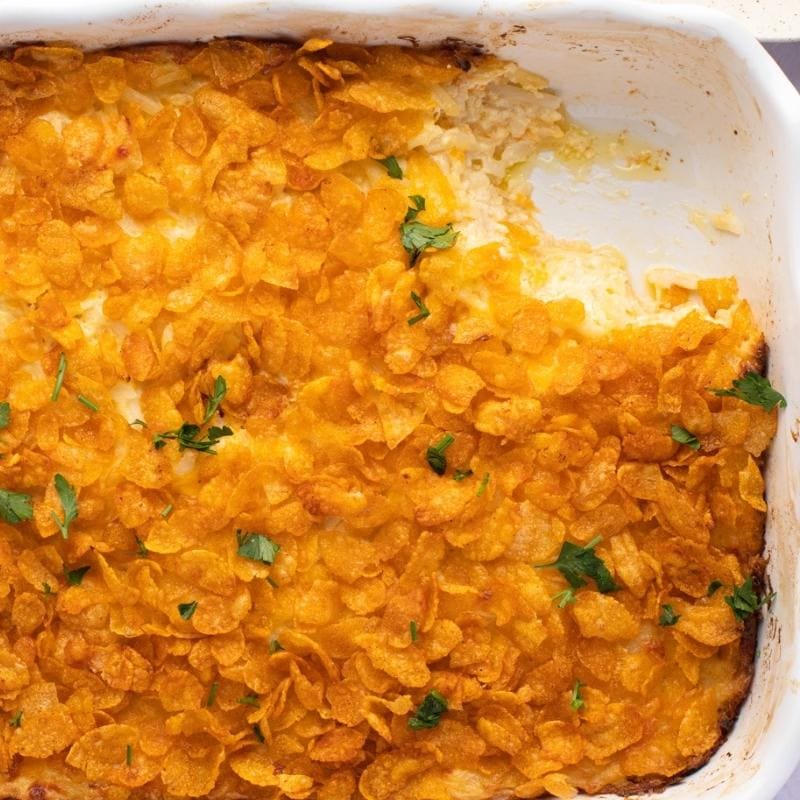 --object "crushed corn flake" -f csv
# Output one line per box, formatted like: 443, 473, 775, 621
0, 39, 775, 800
